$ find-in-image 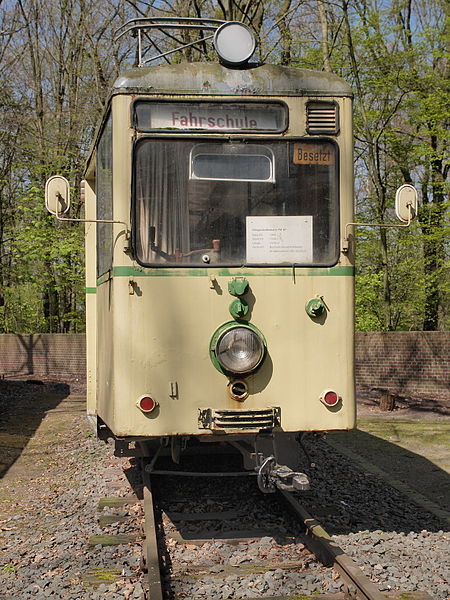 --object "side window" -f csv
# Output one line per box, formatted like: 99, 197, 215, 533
96, 114, 113, 277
